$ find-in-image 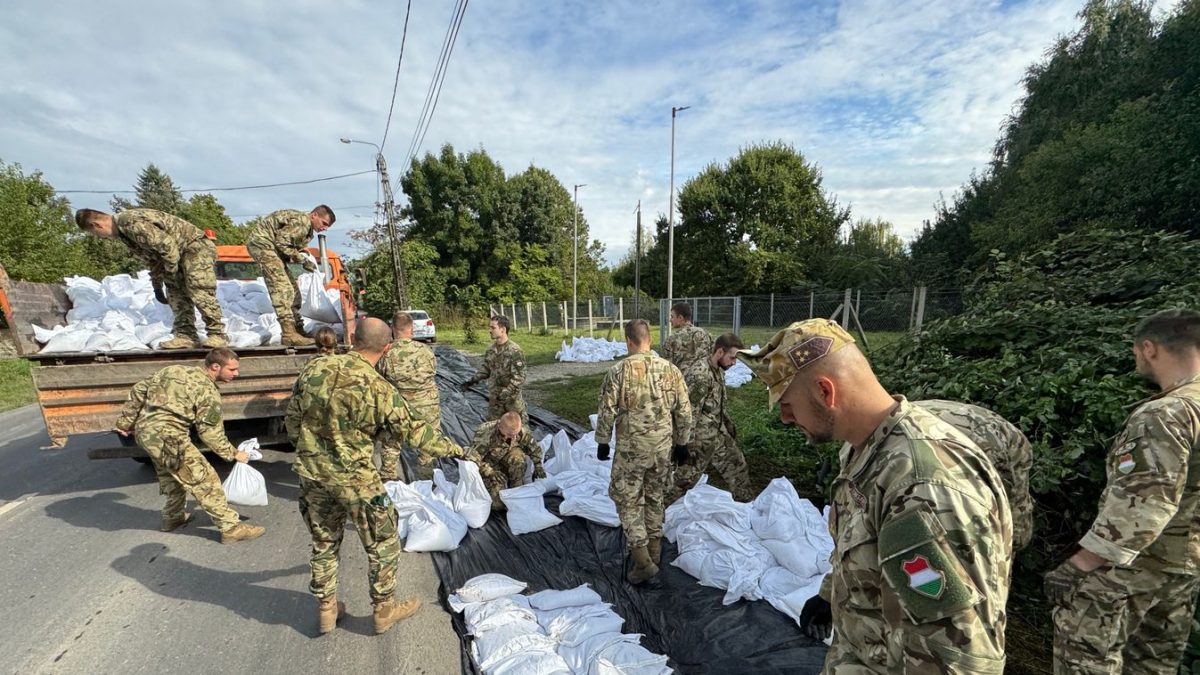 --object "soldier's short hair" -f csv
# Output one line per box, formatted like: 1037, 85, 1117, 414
714, 333, 744, 352
74, 208, 107, 230
205, 347, 239, 367
490, 315, 510, 334
393, 311, 413, 331
498, 412, 522, 434
625, 319, 650, 344
670, 302, 692, 321
1134, 308, 1200, 352
354, 317, 393, 352
313, 326, 338, 354
312, 204, 336, 224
